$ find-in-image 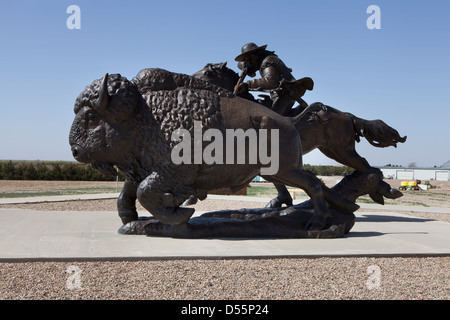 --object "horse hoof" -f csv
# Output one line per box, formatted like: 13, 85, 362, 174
369, 191, 385, 205
265, 198, 283, 208
265, 197, 293, 208
388, 188, 403, 199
